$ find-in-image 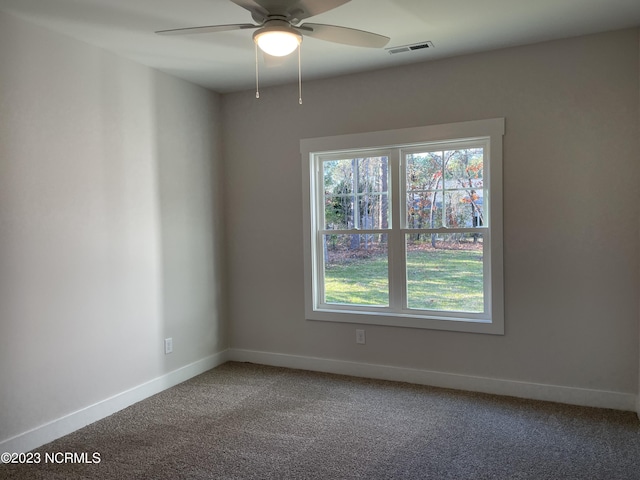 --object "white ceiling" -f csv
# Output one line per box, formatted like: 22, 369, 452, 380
1, 0, 639, 93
